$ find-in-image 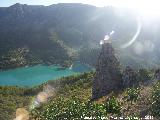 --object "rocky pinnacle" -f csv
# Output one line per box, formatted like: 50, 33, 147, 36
92, 42, 122, 99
